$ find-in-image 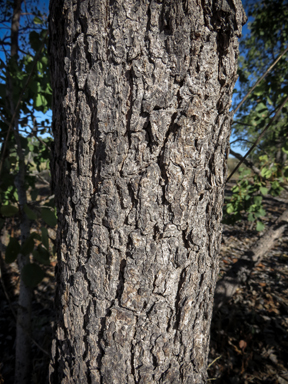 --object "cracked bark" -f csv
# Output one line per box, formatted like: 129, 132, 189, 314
49, 0, 246, 383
